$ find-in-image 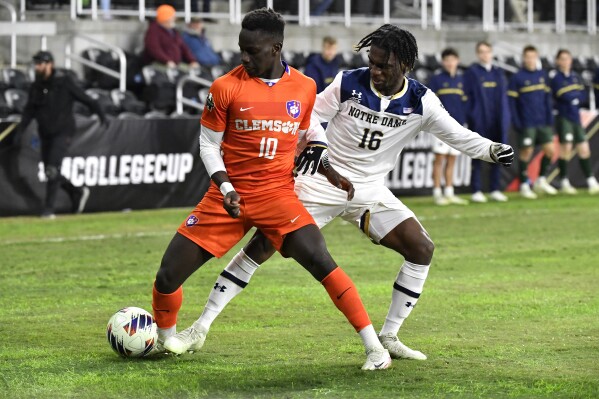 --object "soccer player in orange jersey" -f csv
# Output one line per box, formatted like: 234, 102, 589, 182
150, 8, 391, 370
